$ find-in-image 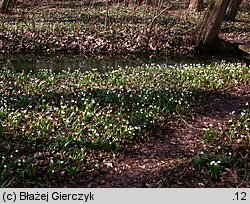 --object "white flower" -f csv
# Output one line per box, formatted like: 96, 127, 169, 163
210, 161, 215, 165
60, 171, 66, 176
